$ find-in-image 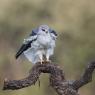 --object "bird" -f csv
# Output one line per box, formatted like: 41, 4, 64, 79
15, 25, 57, 64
